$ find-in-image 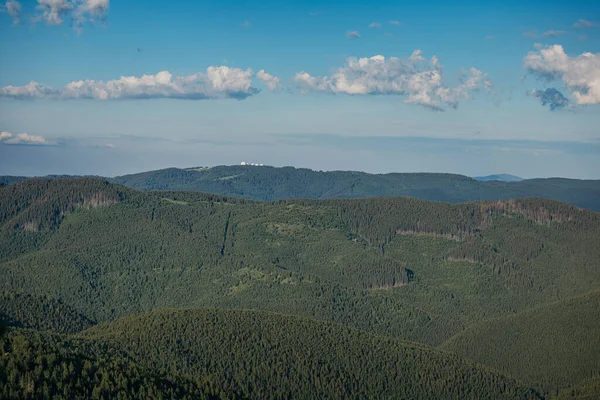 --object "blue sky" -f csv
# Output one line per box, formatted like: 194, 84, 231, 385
0, 0, 599, 178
